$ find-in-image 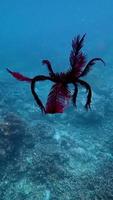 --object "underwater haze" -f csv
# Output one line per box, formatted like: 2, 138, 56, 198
0, 0, 113, 199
